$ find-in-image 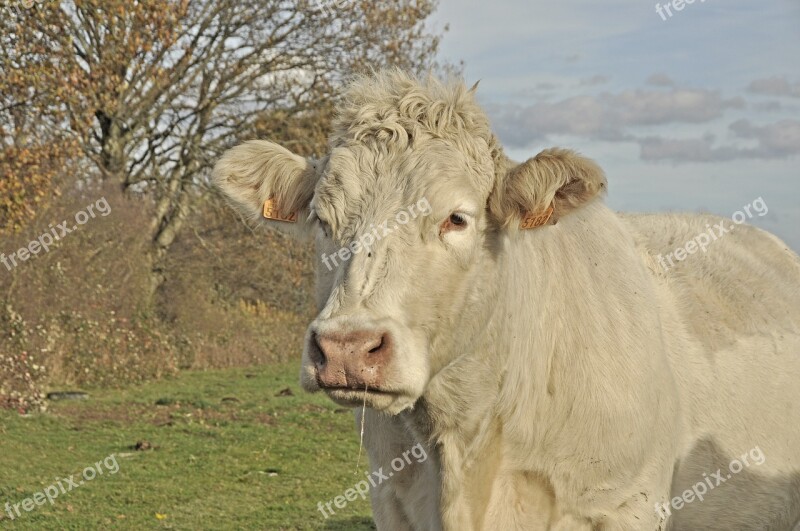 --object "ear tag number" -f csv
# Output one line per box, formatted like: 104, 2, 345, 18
519, 204, 554, 230
263, 197, 297, 223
